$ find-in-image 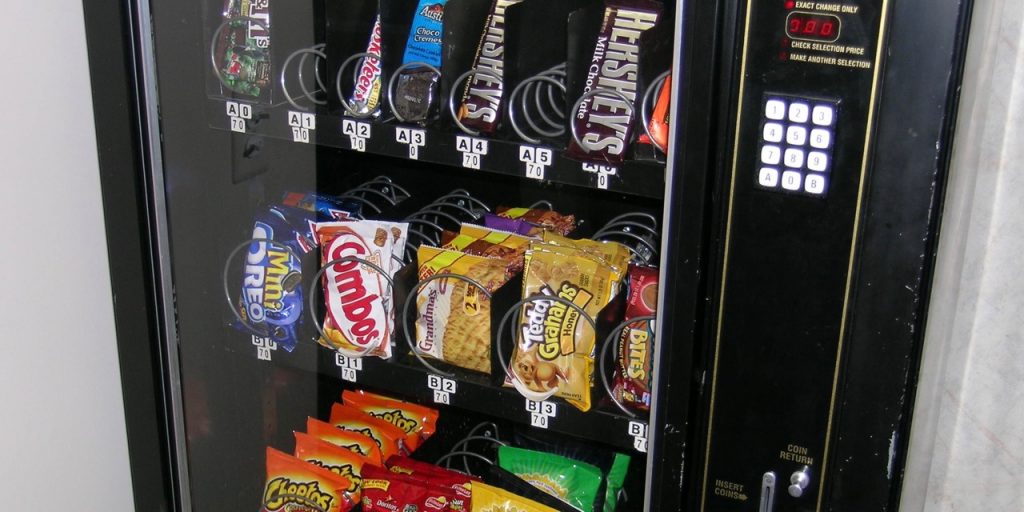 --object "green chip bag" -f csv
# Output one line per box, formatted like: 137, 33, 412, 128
603, 453, 630, 512
497, 446, 603, 512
